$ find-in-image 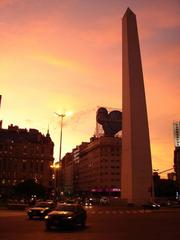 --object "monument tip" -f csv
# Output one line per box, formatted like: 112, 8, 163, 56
123, 7, 135, 18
